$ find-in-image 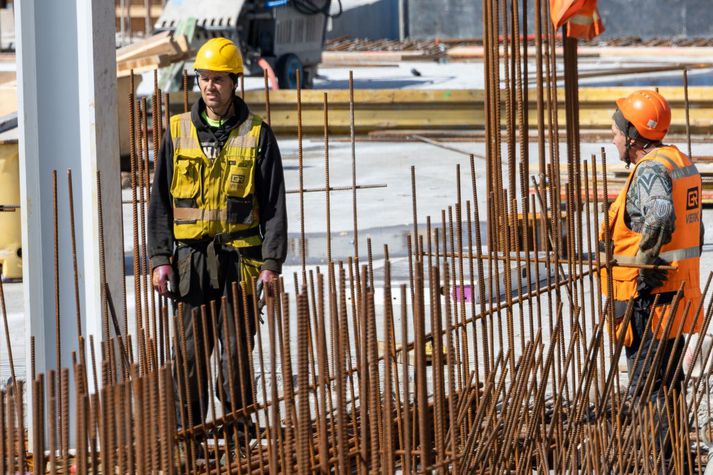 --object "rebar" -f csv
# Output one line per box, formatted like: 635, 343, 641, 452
6, 3, 712, 472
